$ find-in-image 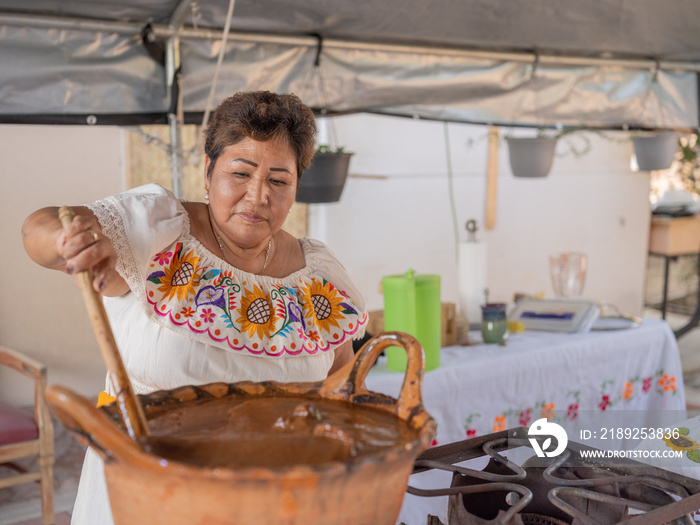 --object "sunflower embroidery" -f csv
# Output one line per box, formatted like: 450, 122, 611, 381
299, 278, 356, 334
663, 428, 700, 453
236, 285, 277, 340
149, 243, 202, 302
146, 240, 366, 354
